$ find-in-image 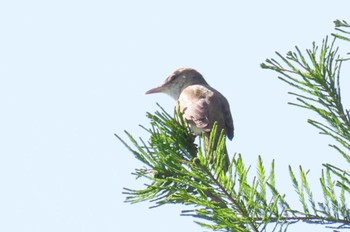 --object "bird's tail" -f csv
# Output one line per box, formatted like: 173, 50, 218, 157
223, 146, 230, 172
